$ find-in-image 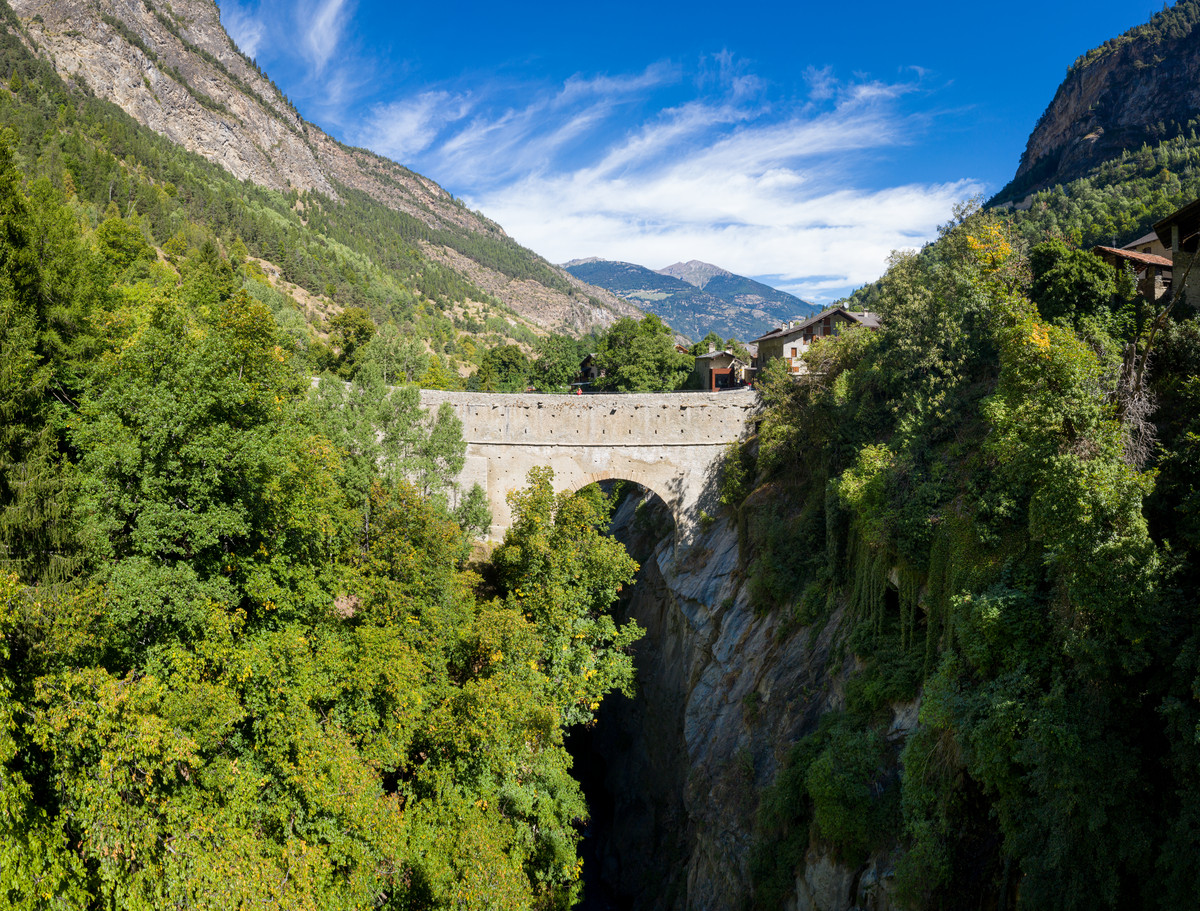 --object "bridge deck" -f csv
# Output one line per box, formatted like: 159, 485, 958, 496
417, 389, 758, 546
419, 389, 757, 447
